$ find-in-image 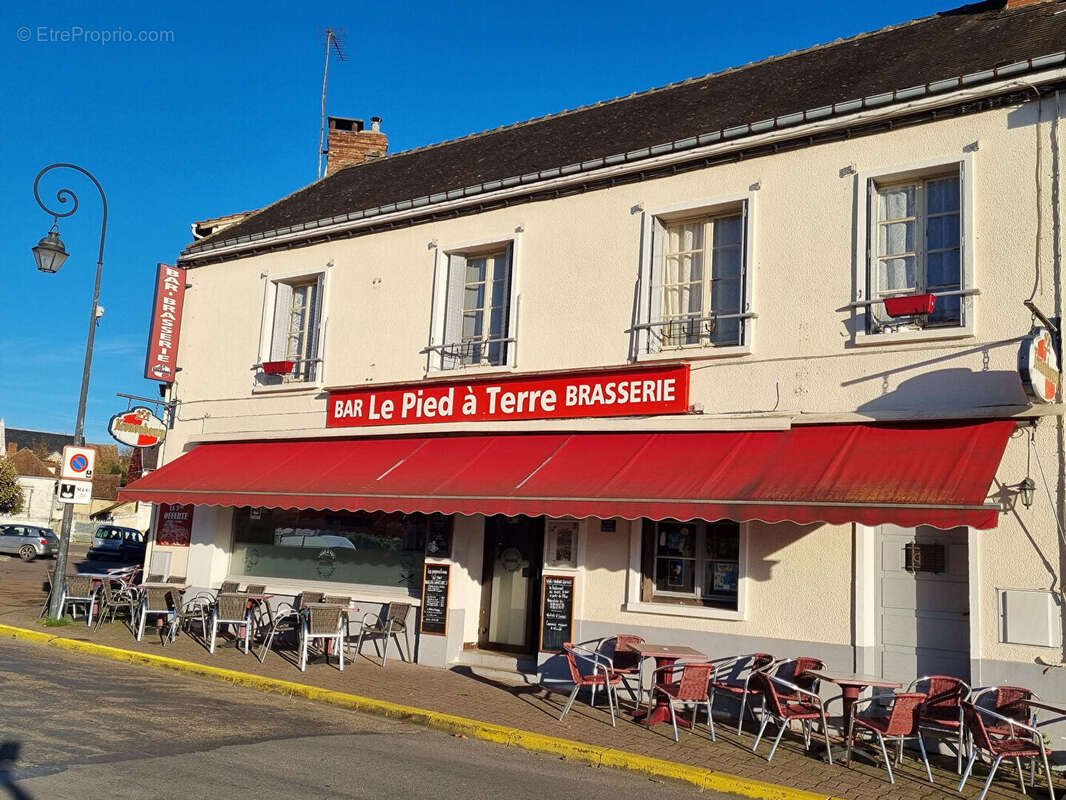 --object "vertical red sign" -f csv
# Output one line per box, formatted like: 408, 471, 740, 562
144, 263, 186, 382
157, 503, 194, 547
